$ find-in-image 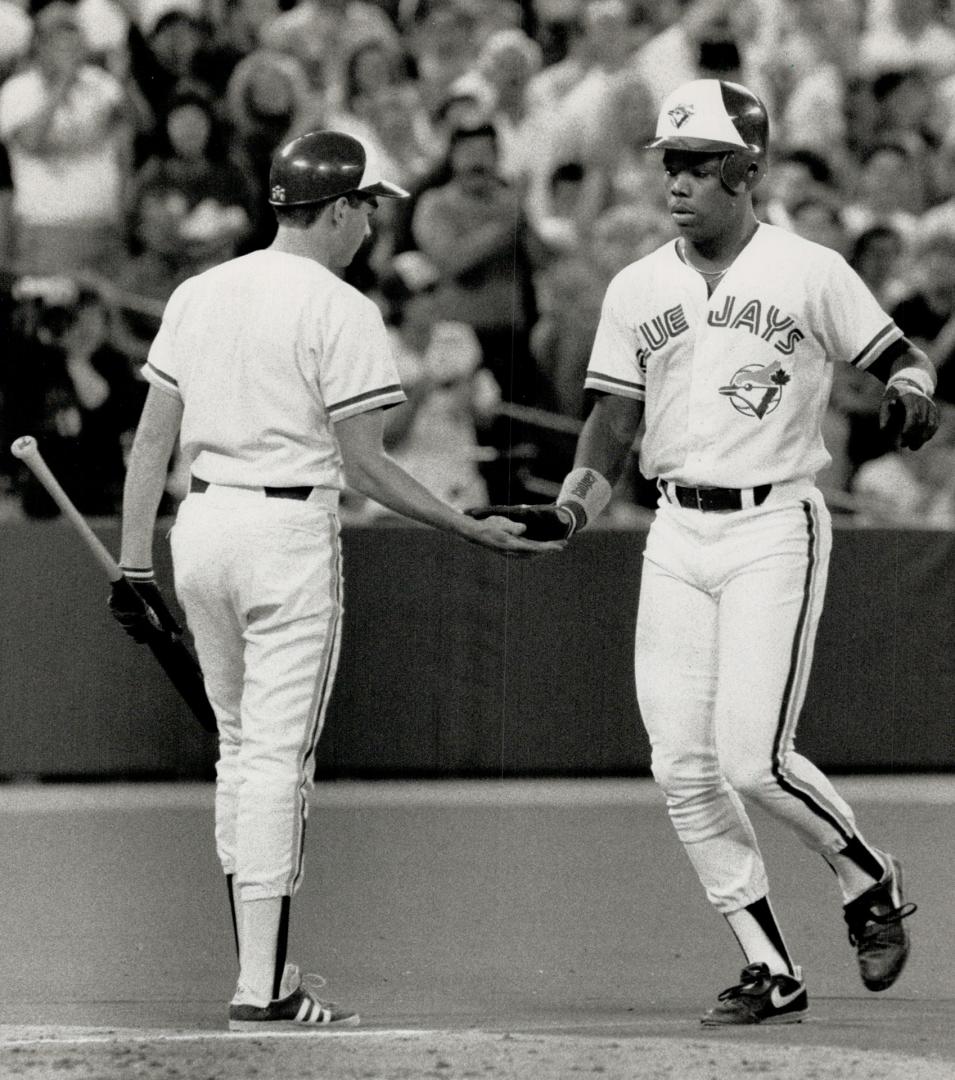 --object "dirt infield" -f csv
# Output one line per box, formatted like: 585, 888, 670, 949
2, 1028, 953, 1080
1, 778, 953, 1079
